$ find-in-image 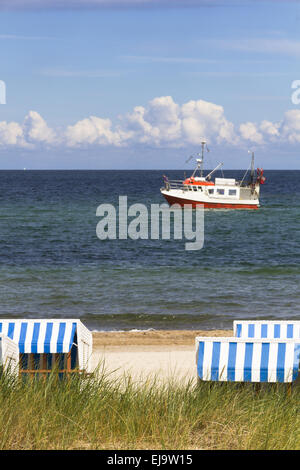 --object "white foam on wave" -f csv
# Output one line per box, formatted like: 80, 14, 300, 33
92, 328, 157, 333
